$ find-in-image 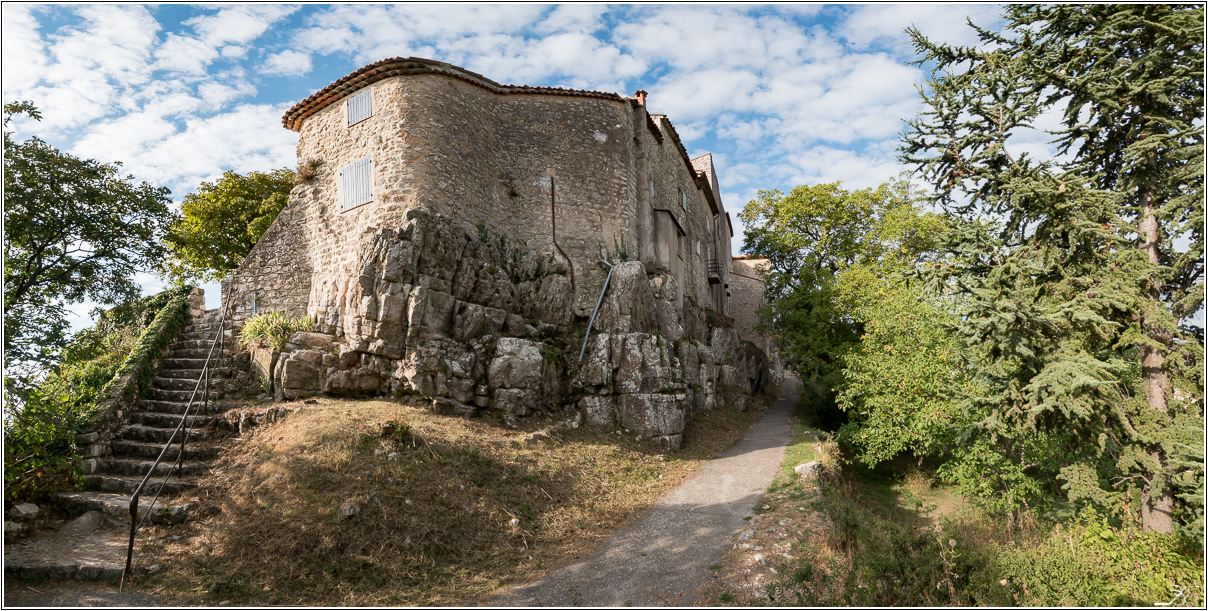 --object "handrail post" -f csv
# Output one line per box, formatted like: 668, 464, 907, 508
121, 492, 139, 591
